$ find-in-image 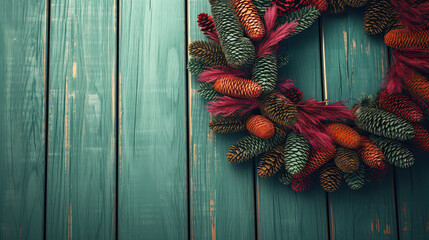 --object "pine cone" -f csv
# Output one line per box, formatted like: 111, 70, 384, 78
209, 114, 249, 133
197, 13, 217, 37
335, 147, 359, 173
354, 106, 415, 141
197, 82, 223, 102
188, 41, 228, 67
403, 72, 429, 103
370, 136, 415, 168
188, 58, 206, 76
358, 137, 386, 169
344, 165, 365, 190
309, 0, 328, 12
211, 0, 255, 68
385, 29, 429, 50
252, 55, 278, 94
281, 86, 303, 103
327, 0, 347, 14
277, 51, 290, 69
258, 145, 285, 177
291, 175, 314, 192
227, 126, 287, 163
344, 0, 369, 8
284, 132, 311, 175
363, 0, 400, 35
412, 123, 429, 152
273, 0, 311, 15
278, 169, 293, 185
320, 164, 343, 192
377, 89, 424, 122
293, 145, 336, 178
246, 115, 275, 139
232, 0, 266, 41
326, 123, 362, 149
253, 0, 272, 16
260, 92, 299, 128
214, 76, 263, 99
279, 6, 321, 36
